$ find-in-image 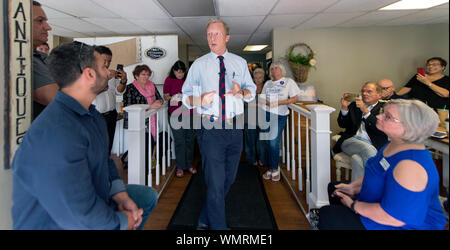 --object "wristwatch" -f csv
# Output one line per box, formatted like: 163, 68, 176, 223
350, 201, 358, 214
428, 83, 432, 87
